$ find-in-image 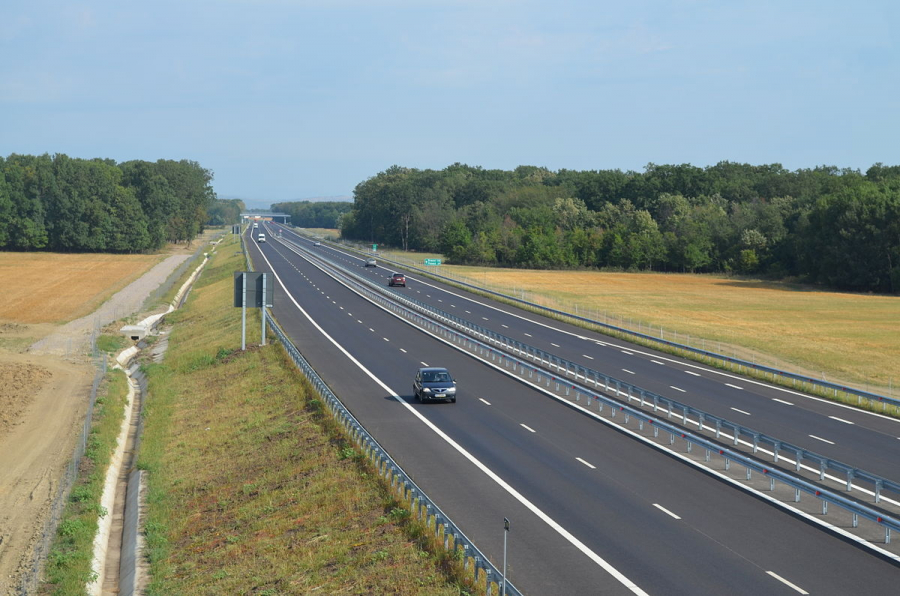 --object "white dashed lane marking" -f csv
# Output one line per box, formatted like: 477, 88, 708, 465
621, 350, 633, 355
653, 504, 681, 520
583, 355, 594, 360
670, 386, 686, 393
730, 407, 751, 416
576, 457, 596, 469
809, 435, 835, 445
551, 343, 560, 347
725, 383, 744, 390
766, 571, 809, 595
524, 333, 532, 337
420, 362, 429, 367
772, 398, 793, 405
622, 369, 635, 375
685, 371, 700, 377
400, 348, 407, 353
520, 424, 536, 433
829, 416, 854, 425
479, 398, 491, 406
651, 360, 664, 365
